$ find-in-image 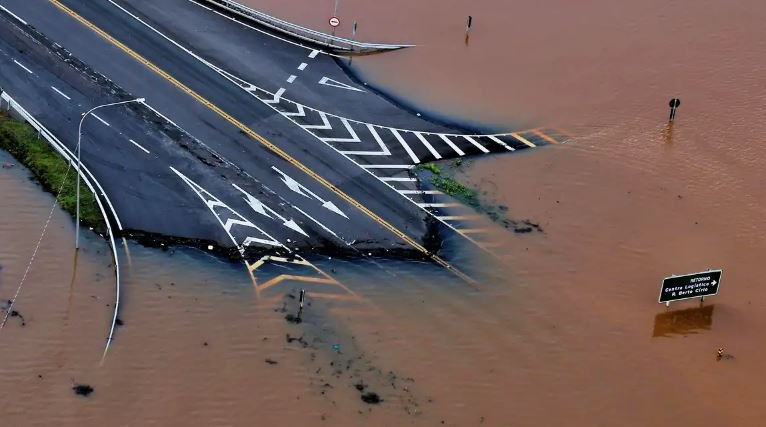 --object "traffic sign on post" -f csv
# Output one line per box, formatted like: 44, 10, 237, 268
329, 16, 340, 27
659, 269, 722, 304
